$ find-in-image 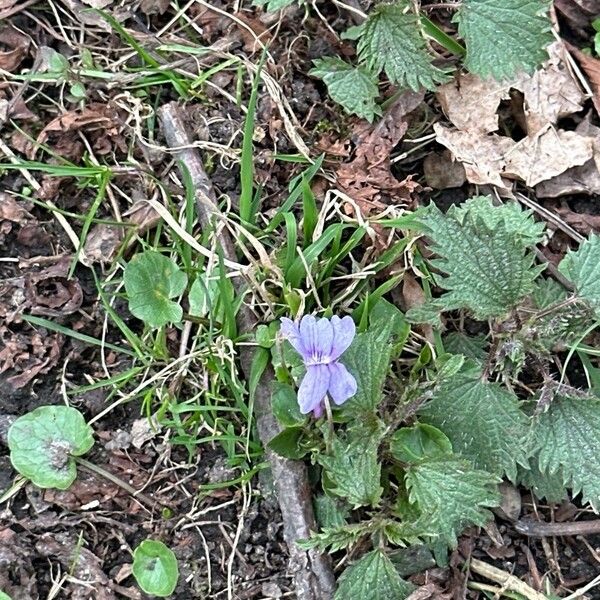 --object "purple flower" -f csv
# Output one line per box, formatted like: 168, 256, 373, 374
280, 315, 357, 417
